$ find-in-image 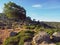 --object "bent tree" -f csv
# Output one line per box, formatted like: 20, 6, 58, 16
3, 2, 26, 20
